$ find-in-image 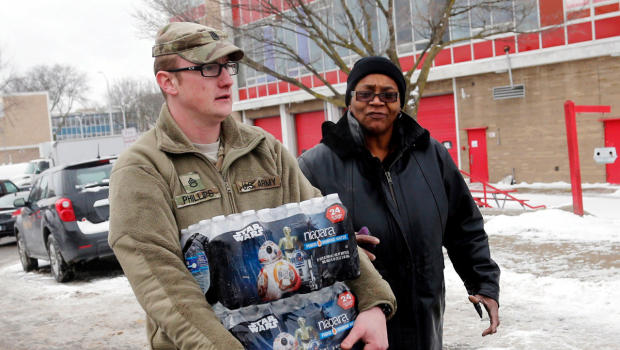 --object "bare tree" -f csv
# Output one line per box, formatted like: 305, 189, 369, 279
0, 48, 13, 93
7, 64, 90, 138
135, 0, 543, 116
133, 0, 212, 38
0, 47, 21, 123
107, 77, 164, 132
